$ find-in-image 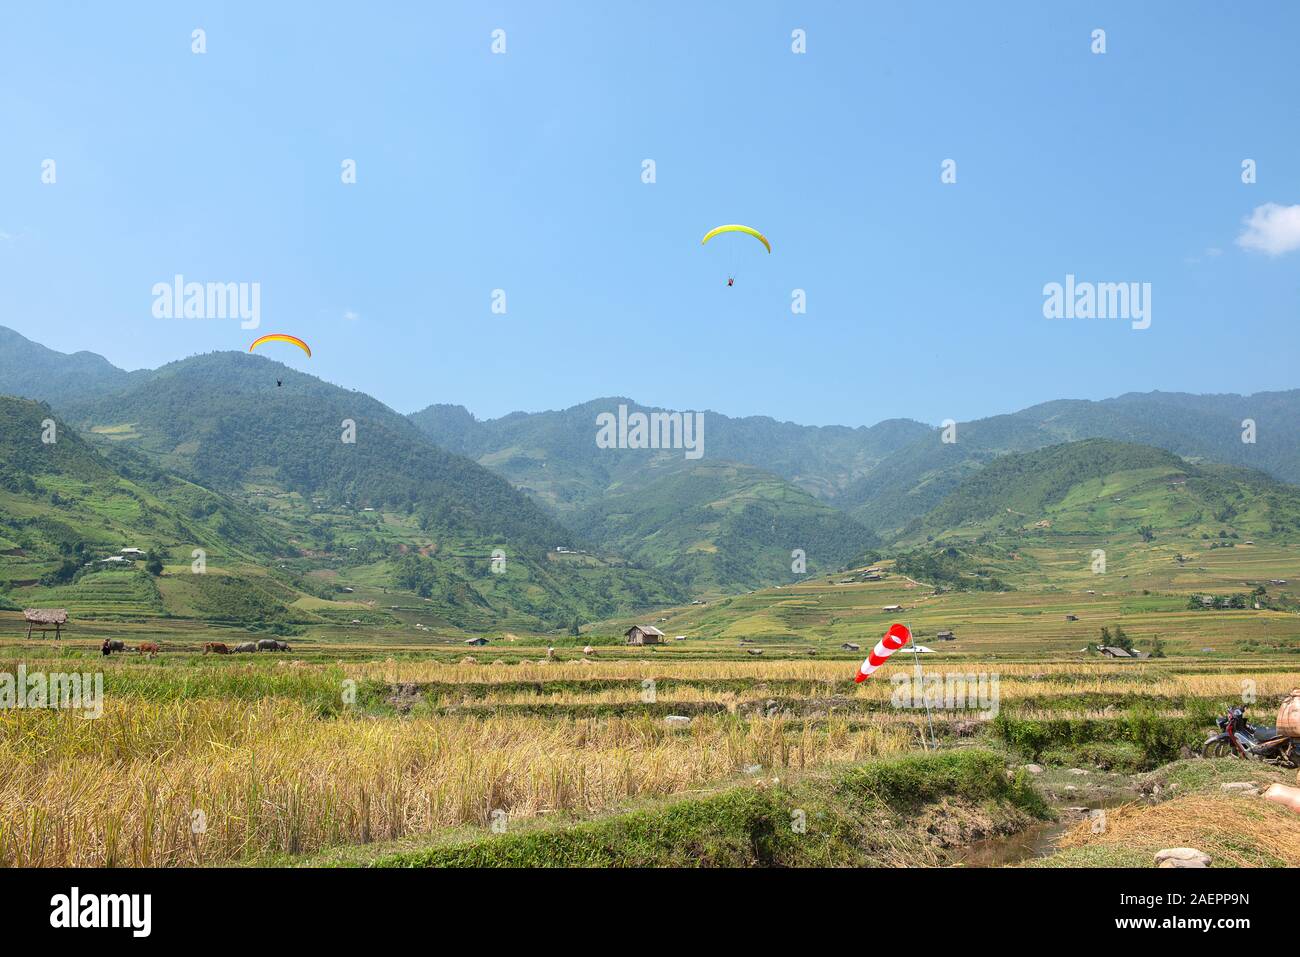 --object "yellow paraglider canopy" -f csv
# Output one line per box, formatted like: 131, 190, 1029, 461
701, 224, 771, 254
